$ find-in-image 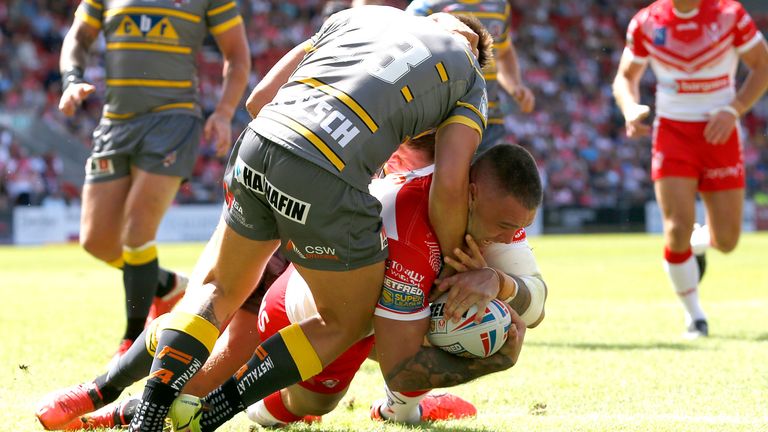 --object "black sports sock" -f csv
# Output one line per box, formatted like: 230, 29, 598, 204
155, 268, 175, 298
131, 313, 218, 431
123, 244, 160, 341
198, 323, 322, 431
